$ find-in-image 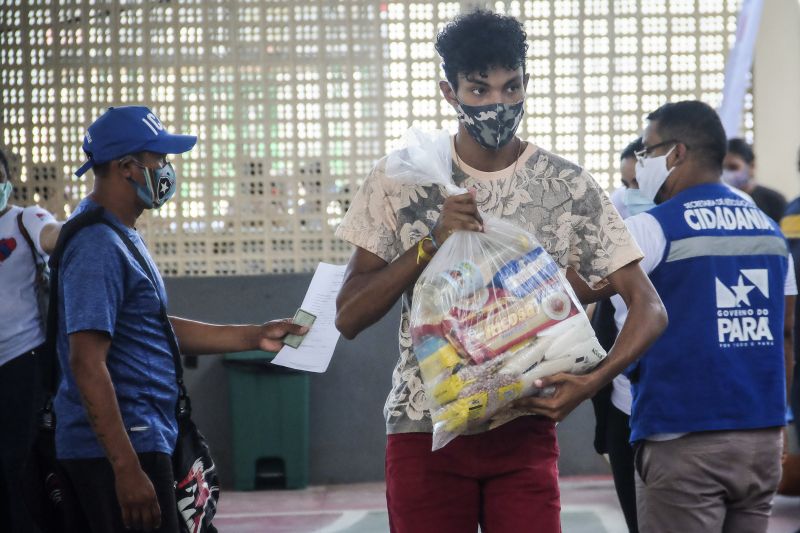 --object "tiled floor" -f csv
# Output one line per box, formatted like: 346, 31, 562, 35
212, 477, 800, 532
